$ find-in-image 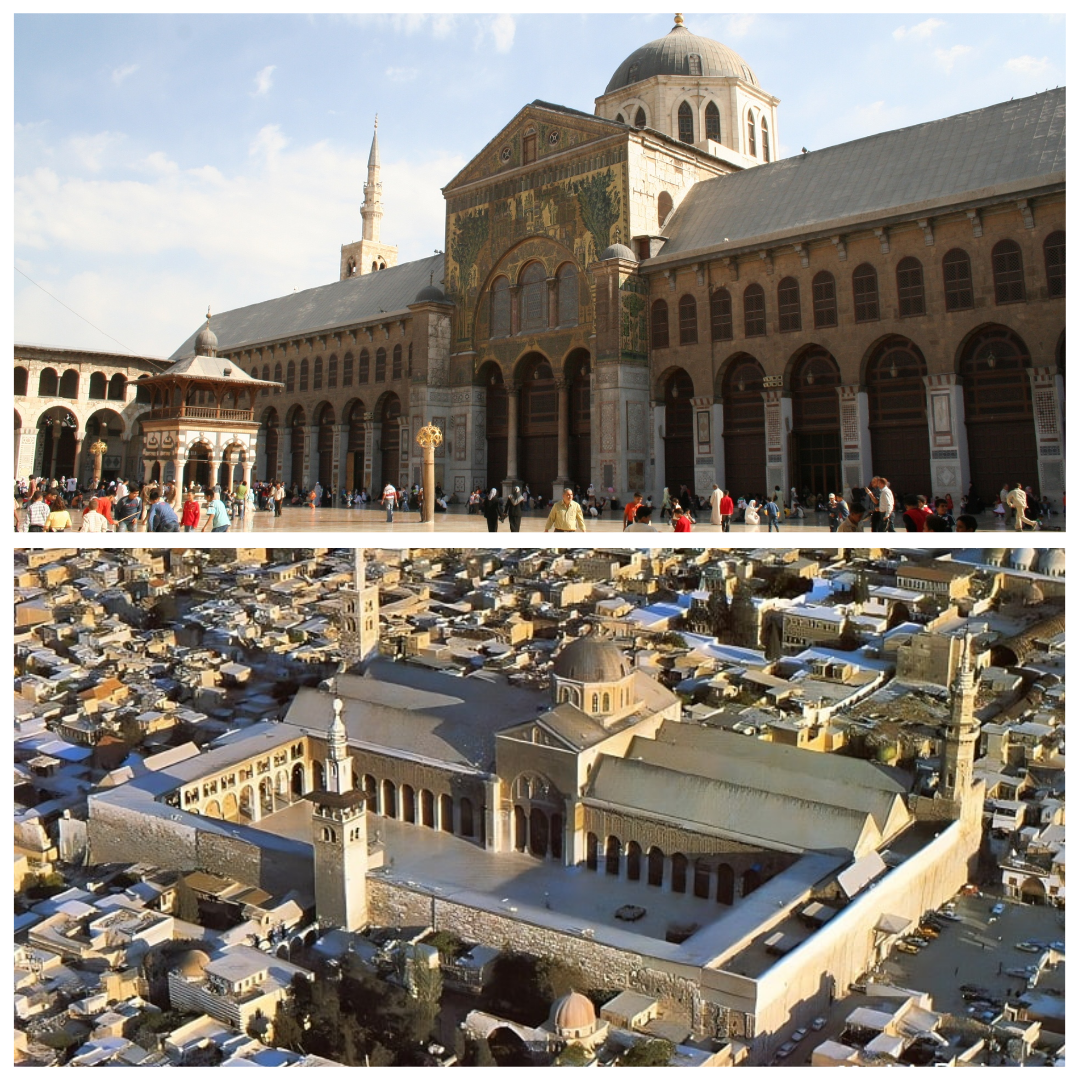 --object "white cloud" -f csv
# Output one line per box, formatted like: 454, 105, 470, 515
15, 127, 466, 355
723, 15, 756, 40
111, 63, 138, 85
893, 18, 944, 41
488, 14, 515, 53
68, 131, 124, 172
385, 66, 417, 83
252, 64, 275, 96
934, 45, 972, 73
1005, 55, 1051, 76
